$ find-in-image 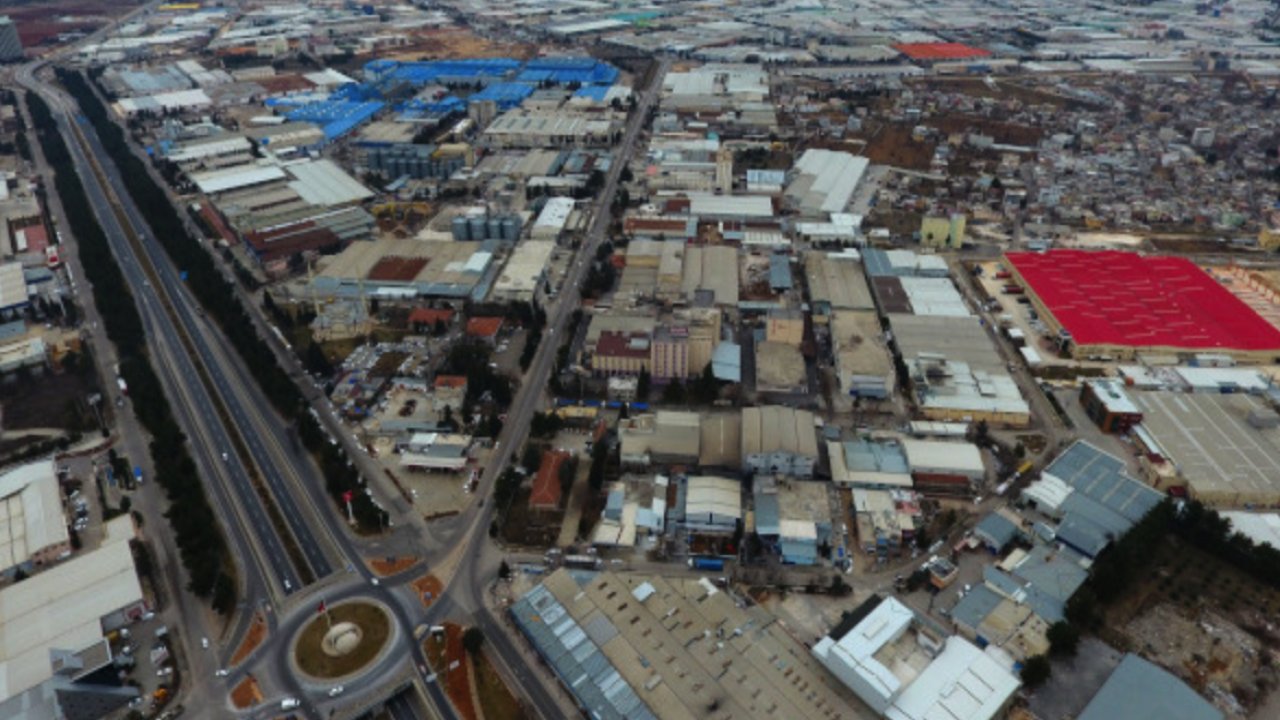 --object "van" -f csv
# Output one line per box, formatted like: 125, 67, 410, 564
280, 698, 300, 711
